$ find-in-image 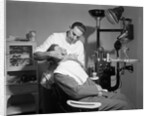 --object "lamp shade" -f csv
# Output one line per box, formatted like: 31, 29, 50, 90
89, 9, 105, 18
105, 6, 124, 24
